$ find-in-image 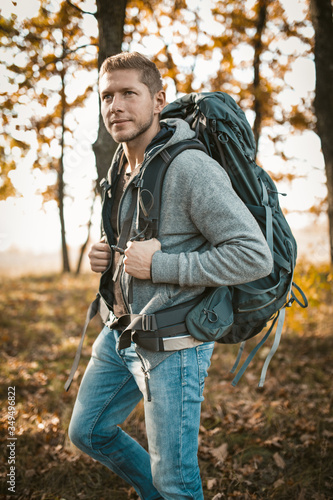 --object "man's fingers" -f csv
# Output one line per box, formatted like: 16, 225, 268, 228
88, 240, 111, 273
92, 265, 109, 272
88, 245, 111, 260
89, 259, 109, 271
123, 238, 161, 279
89, 242, 111, 254
124, 238, 161, 252
90, 259, 110, 272
91, 251, 111, 260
